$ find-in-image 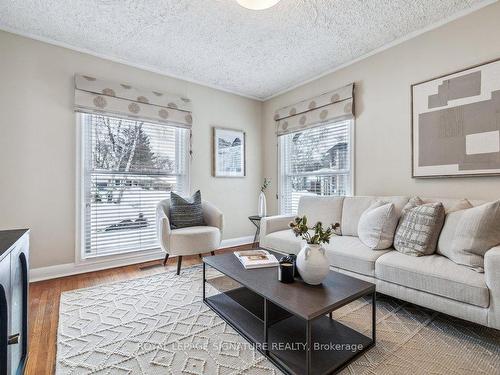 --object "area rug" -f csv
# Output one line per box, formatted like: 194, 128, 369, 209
56, 265, 500, 374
